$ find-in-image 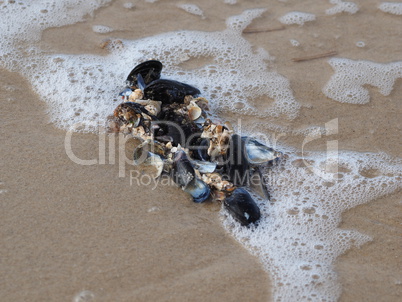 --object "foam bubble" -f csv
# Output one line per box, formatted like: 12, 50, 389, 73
223, 151, 402, 301
326, 0, 359, 15
355, 41, 365, 47
290, 39, 300, 47
4, 9, 299, 131
323, 58, 402, 104
74, 290, 95, 302
0, 0, 112, 60
92, 25, 114, 33
279, 11, 316, 25
224, 0, 237, 4
177, 4, 205, 19
378, 2, 402, 15
123, 2, 135, 9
